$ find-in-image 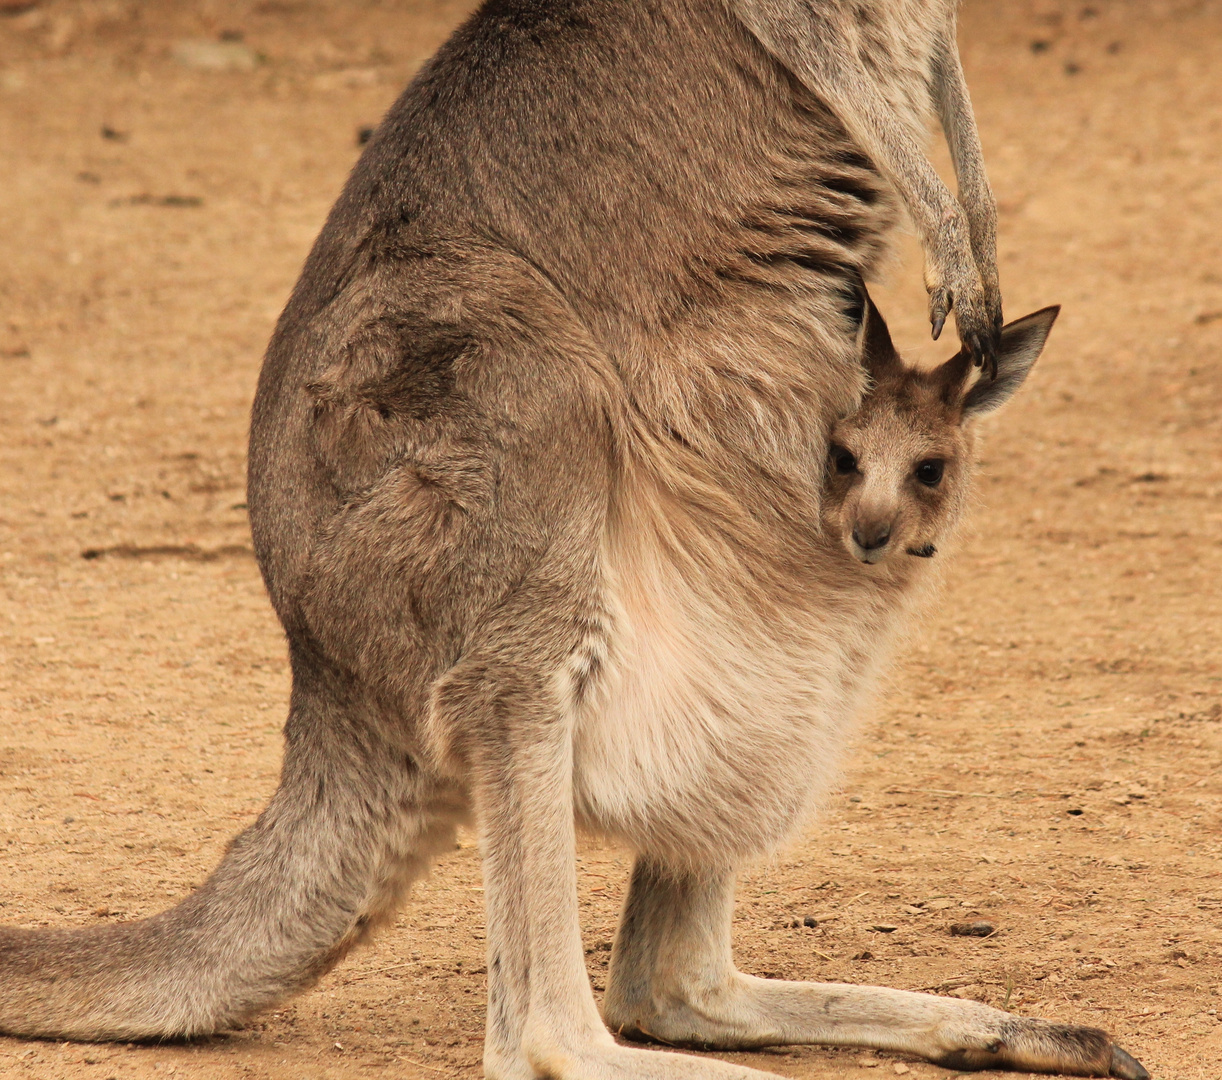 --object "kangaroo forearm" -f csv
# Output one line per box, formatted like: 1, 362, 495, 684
931, 33, 998, 276
728, 0, 962, 247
